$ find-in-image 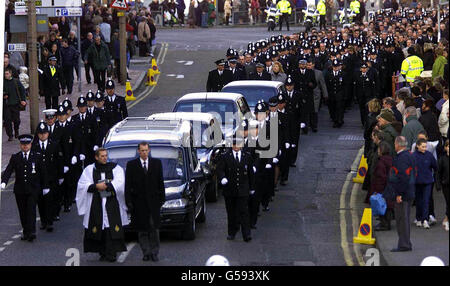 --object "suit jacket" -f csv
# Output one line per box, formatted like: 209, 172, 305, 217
104, 94, 128, 127
41, 65, 65, 98
1, 151, 48, 196
206, 69, 232, 92
313, 69, 328, 112
92, 107, 110, 146
125, 158, 166, 230
248, 71, 272, 80
229, 67, 247, 81
243, 62, 256, 78
57, 120, 80, 167
217, 150, 255, 197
